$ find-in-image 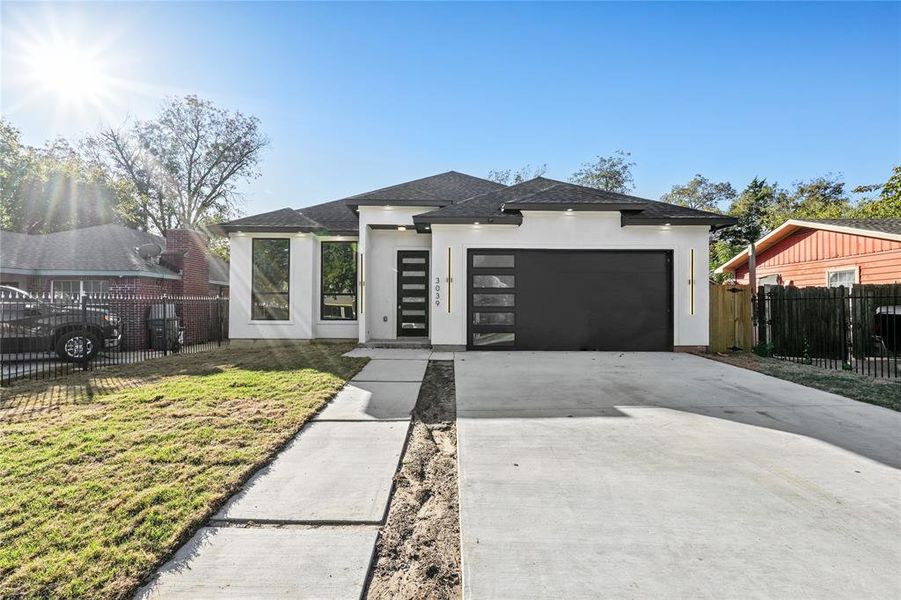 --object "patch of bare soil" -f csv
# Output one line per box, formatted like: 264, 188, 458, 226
365, 360, 460, 600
